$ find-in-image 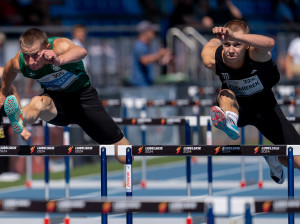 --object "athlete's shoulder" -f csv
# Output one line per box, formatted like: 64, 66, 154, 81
201, 38, 221, 71
11, 51, 21, 71
53, 37, 74, 55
